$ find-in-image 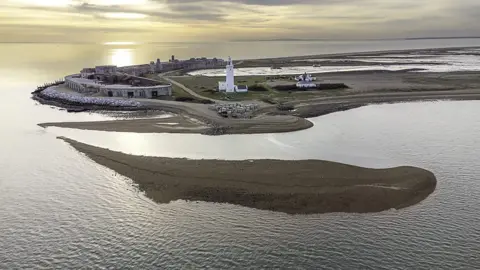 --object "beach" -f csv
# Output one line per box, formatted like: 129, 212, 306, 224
59, 137, 437, 214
